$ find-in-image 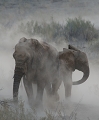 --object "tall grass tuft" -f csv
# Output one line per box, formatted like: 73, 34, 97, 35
0, 99, 79, 120
0, 100, 34, 120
